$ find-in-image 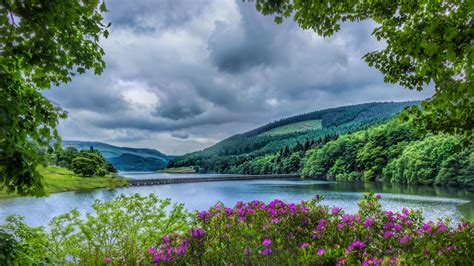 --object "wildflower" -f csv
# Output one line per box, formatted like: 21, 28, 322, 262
342, 214, 349, 223
317, 248, 326, 255
272, 217, 280, 223
104, 257, 112, 263
261, 248, 273, 256
347, 240, 366, 253
393, 224, 402, 231
337, 224, 345, 229
383, 231, 392, 238
422, 223, 432, 232
376, 194, 382, 199
400, 236, 408, 243
436, 222, 447, 233
300, 242, 309, 249
384, 222, 394, 229
331, 207, 341, 214
262, 239, 272, 246
402, 208, 409, 214
364, 218, 374, 228
244, 248, 251, 255
149, 247, 156, 254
